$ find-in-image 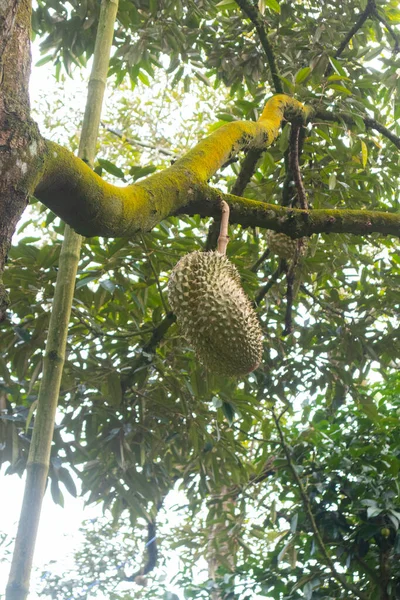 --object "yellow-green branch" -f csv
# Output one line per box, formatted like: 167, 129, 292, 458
35, 95, 310, 236
33, 94, 400, 239
188, 185, 400, 238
